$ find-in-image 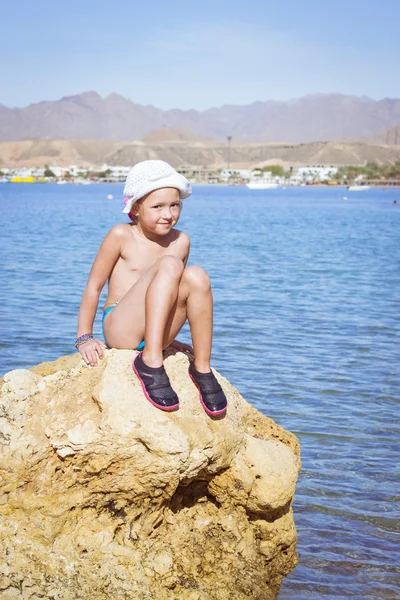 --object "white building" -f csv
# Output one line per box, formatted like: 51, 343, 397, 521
292, 166, 338, 183
101, 164, 131, 178
219, 169, 253, 182
50, 166, 67, 177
